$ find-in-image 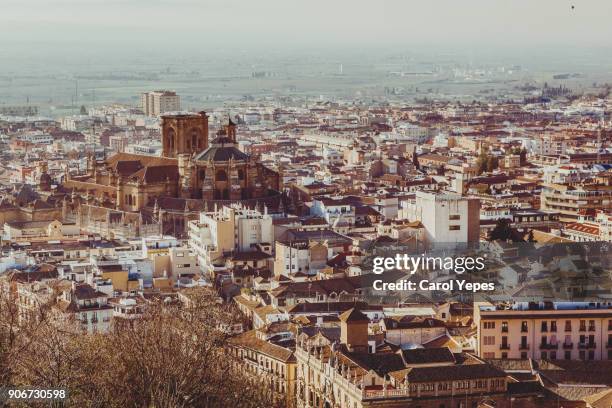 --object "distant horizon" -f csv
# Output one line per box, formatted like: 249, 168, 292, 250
2, 0, 612, 51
